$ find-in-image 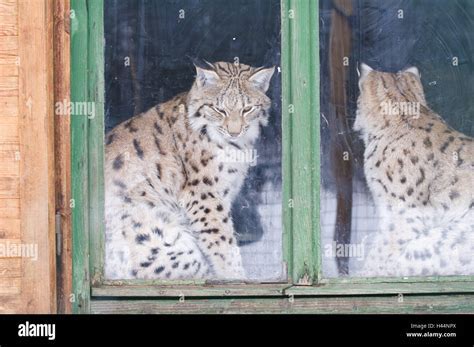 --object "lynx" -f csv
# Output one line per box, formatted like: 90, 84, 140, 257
104, 61, 275, 280
354, 64, 473, 277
